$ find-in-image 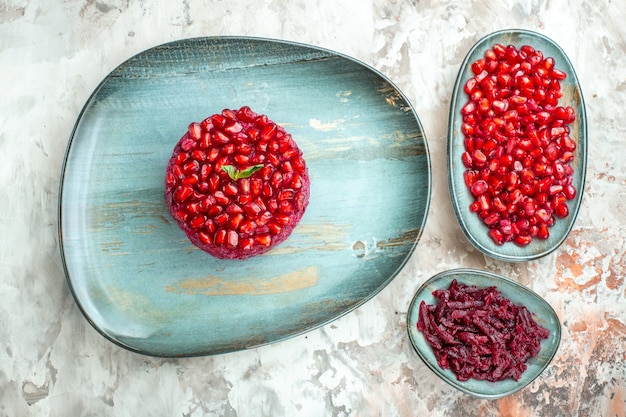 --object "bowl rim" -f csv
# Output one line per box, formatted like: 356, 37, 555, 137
407, 268, 562, 399
447, 28, 588, 262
